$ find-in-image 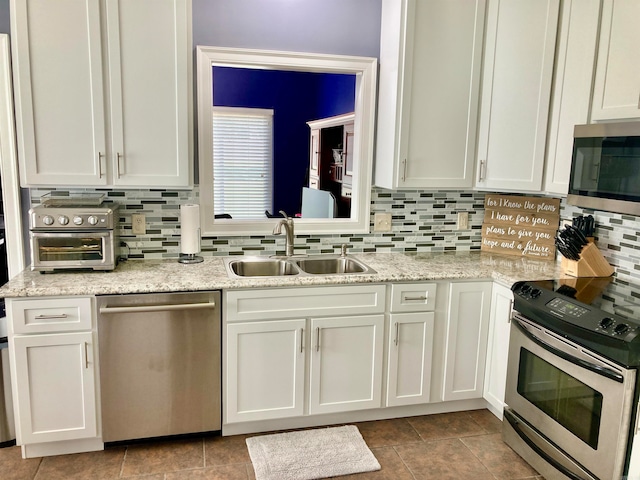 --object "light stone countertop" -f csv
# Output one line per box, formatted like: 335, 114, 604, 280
0, 251, 564, 298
